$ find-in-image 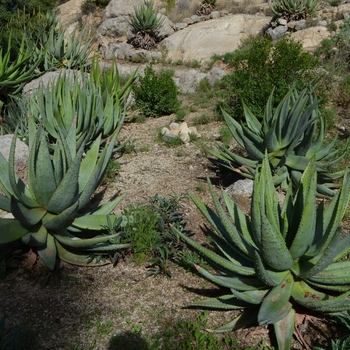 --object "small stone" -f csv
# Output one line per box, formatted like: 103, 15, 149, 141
277, 18, 287, 26
295, 20, 307, 31
162, 133, 178, 142
318, 20, 327, 26
169, 123, 180, 130
161, 127, 170, 135
179, 122, 188, 131
175, 23, 188, 31
210, 11, 220, 19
